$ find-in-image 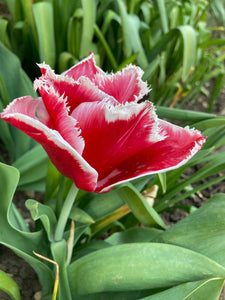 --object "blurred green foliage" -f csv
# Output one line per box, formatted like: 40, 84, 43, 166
0, 0, 224, 106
